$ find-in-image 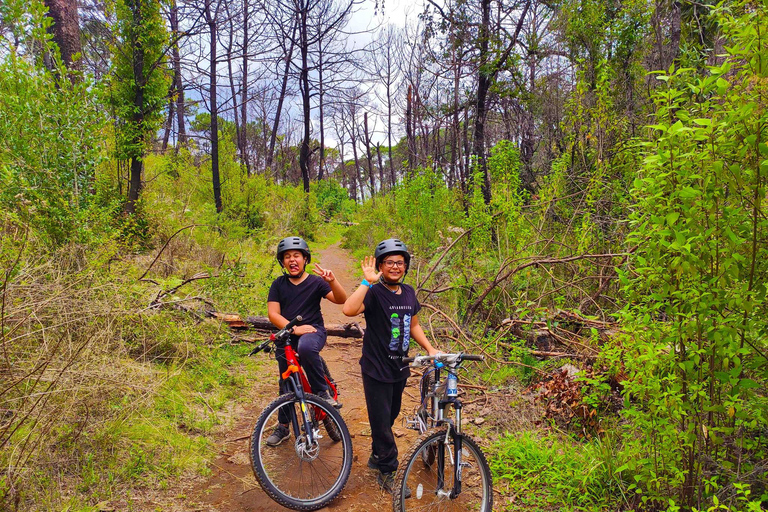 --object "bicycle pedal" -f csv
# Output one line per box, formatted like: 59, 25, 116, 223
404, 416, 421, 431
